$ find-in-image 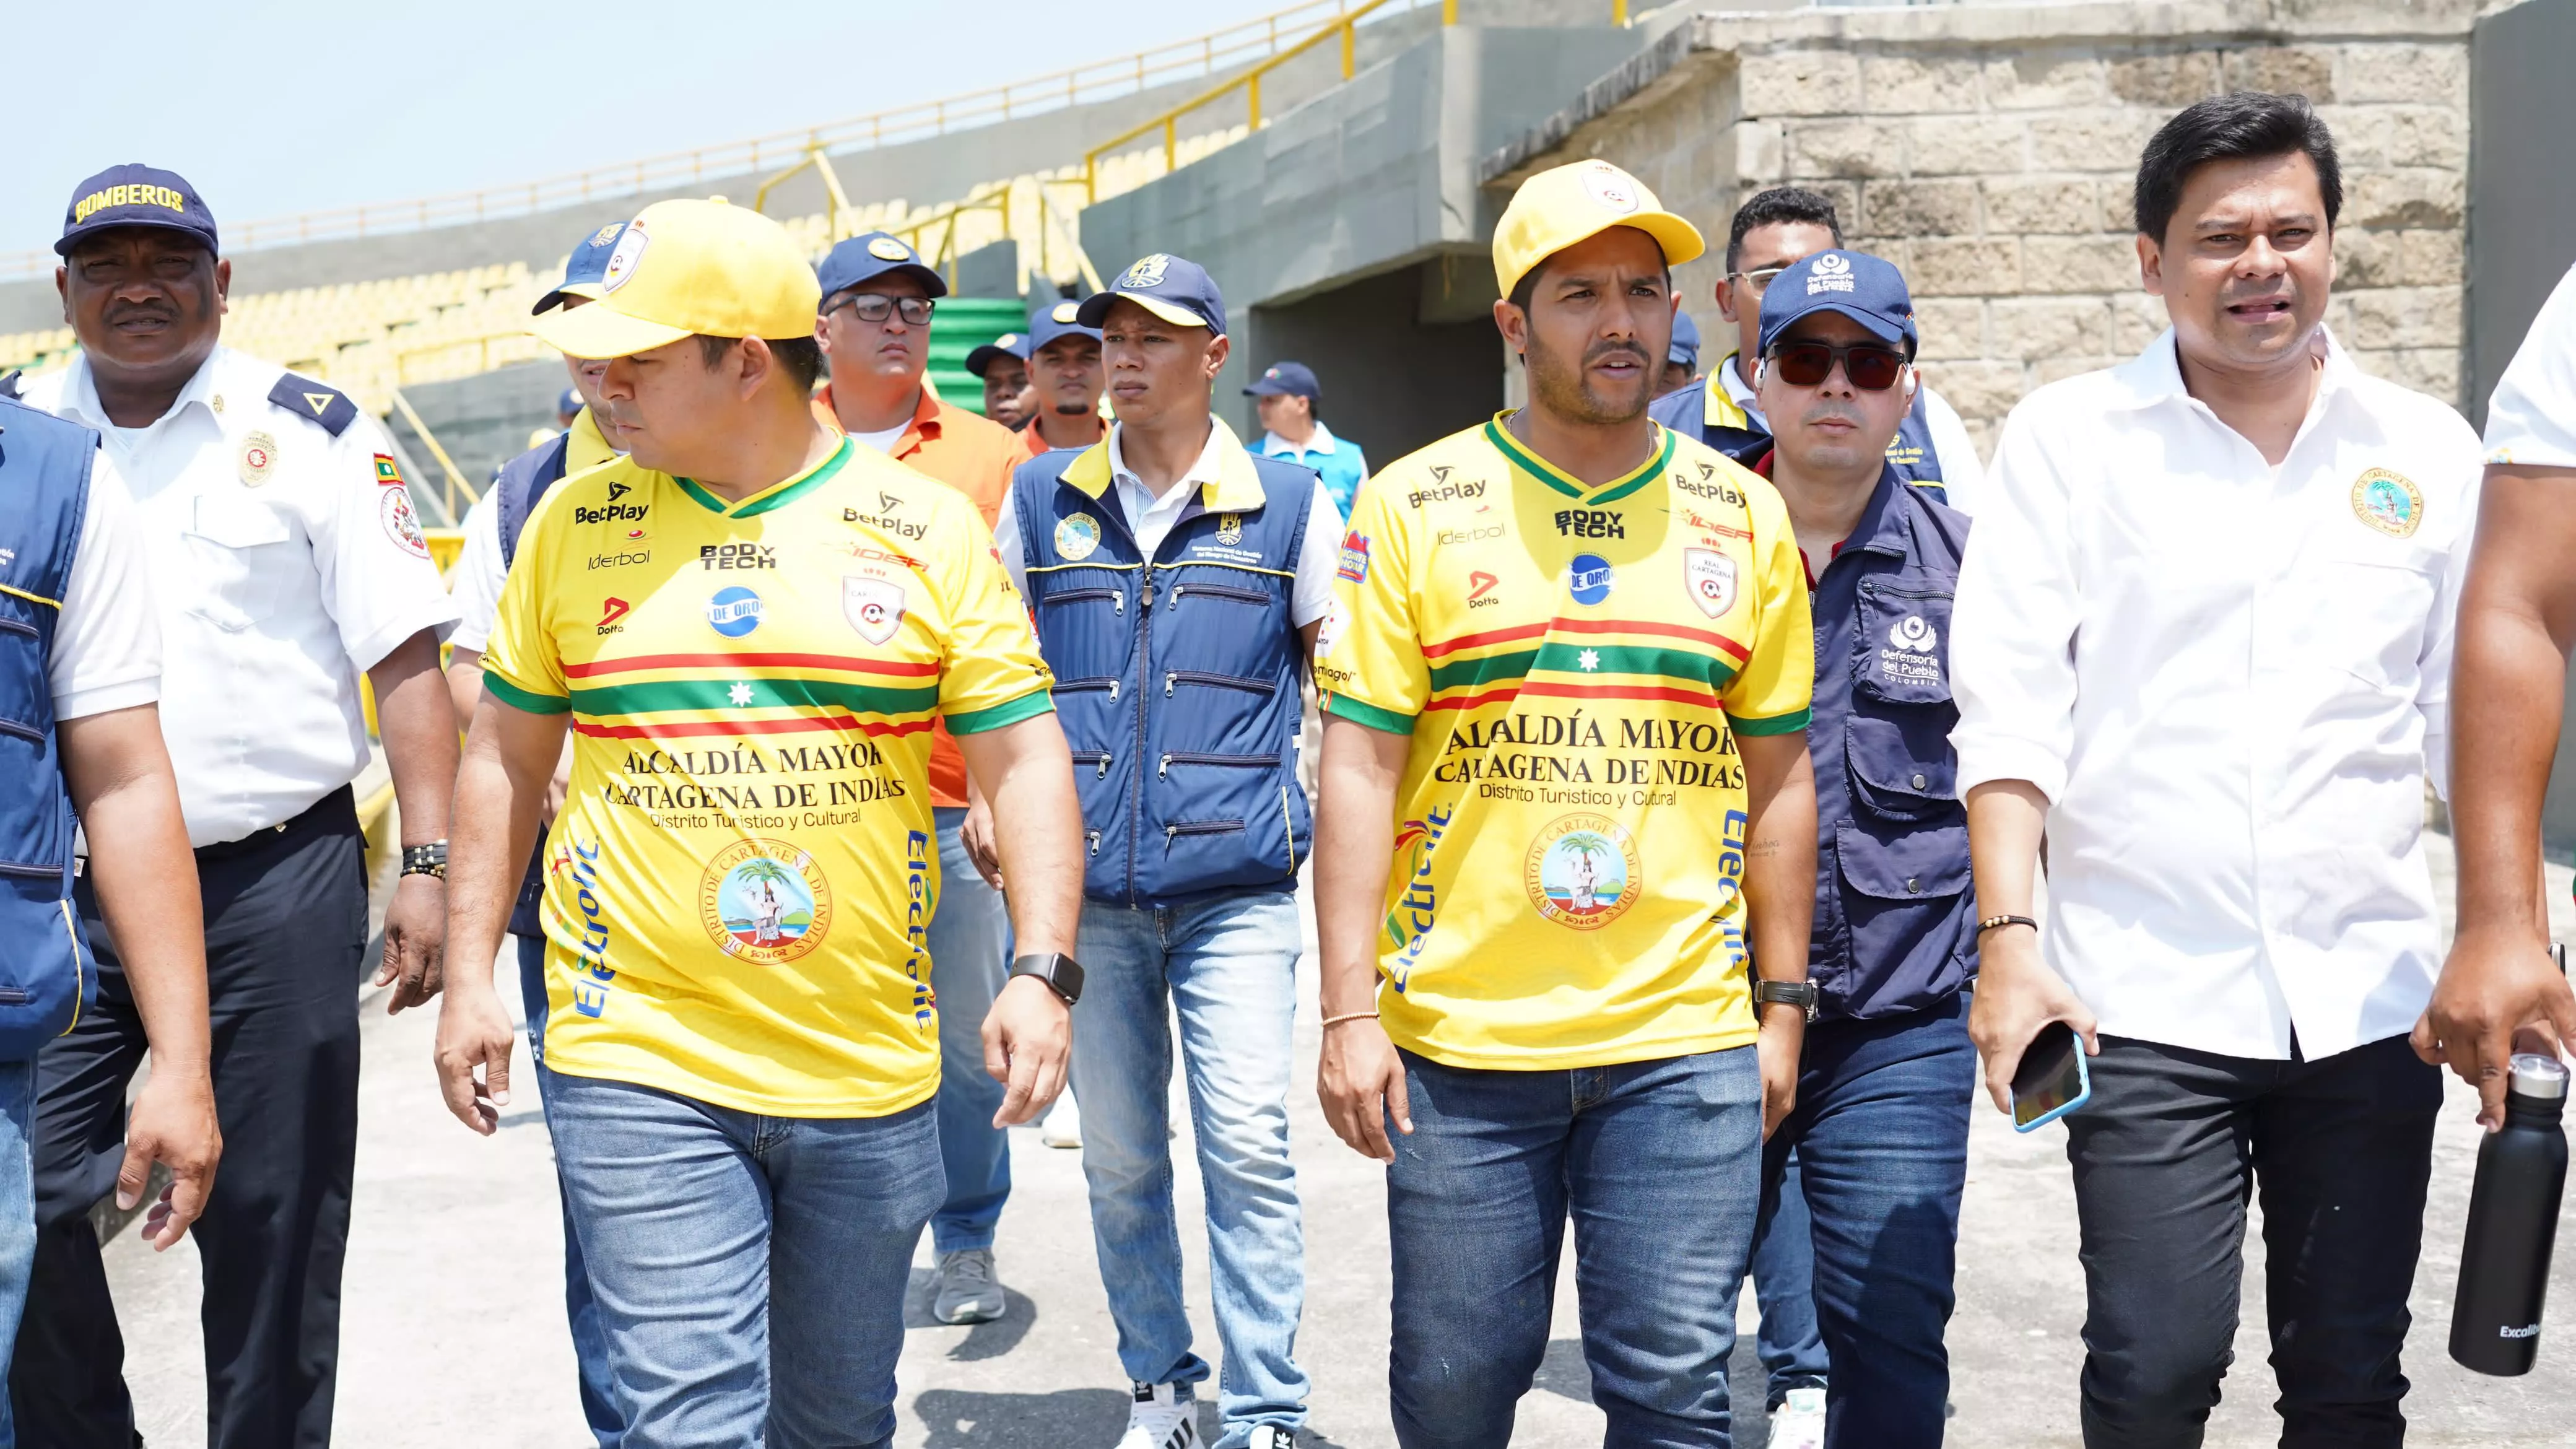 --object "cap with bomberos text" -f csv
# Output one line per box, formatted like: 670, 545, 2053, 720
56, 163, 219, 257
528, 198, 819, 360
1492, 159, 1704, 301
